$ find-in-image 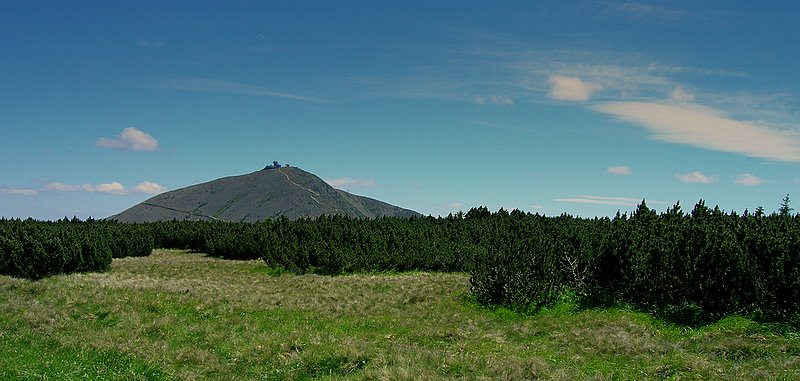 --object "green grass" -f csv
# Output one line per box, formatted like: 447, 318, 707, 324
1, 249, 799, 380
